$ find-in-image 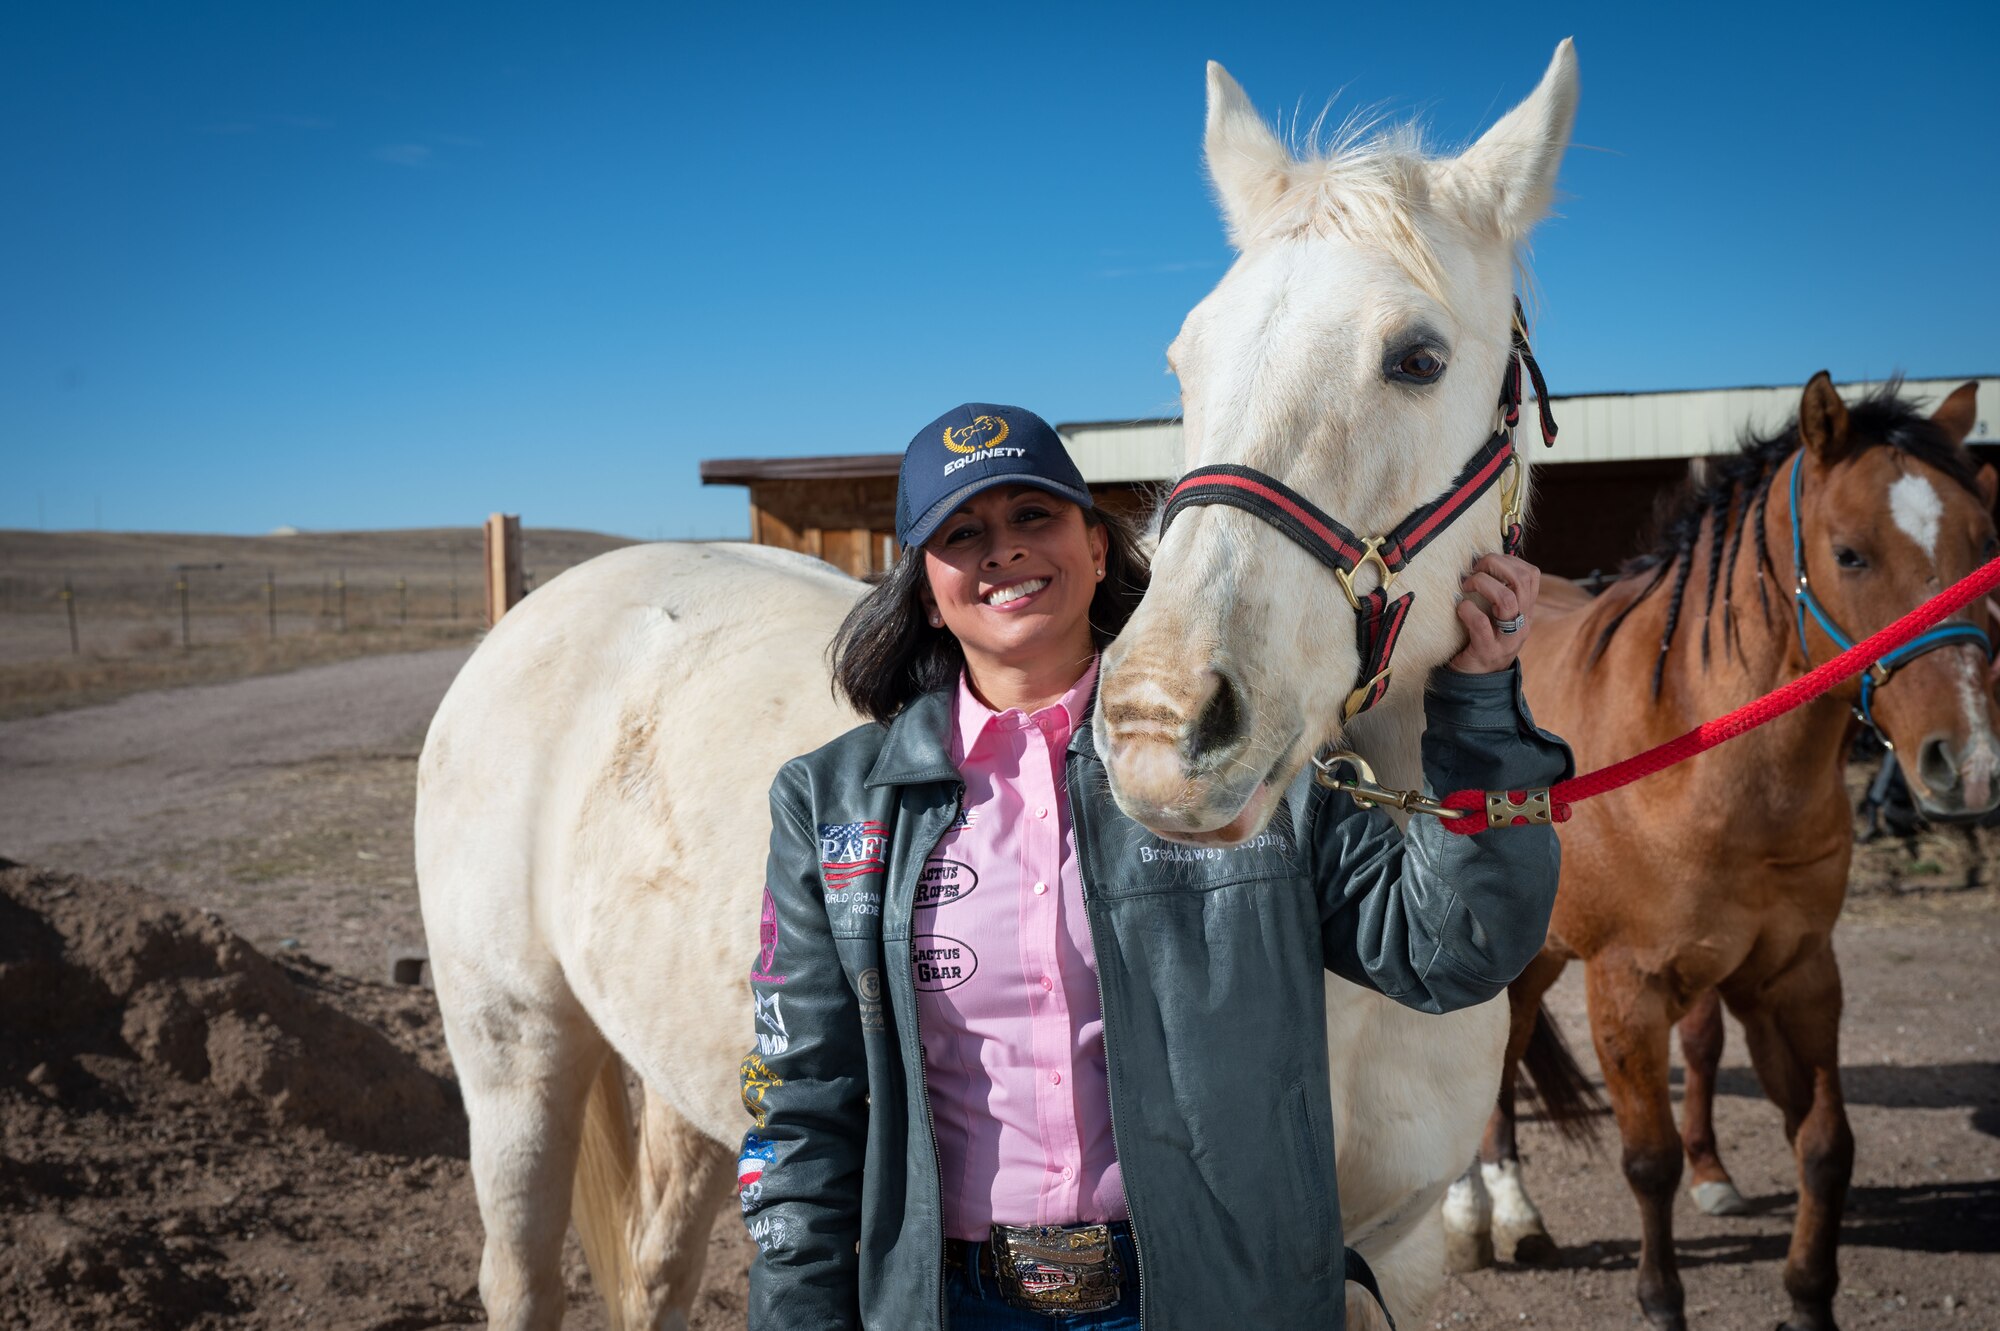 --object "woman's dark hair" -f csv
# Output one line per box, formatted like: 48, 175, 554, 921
829, 503, 1152, 724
